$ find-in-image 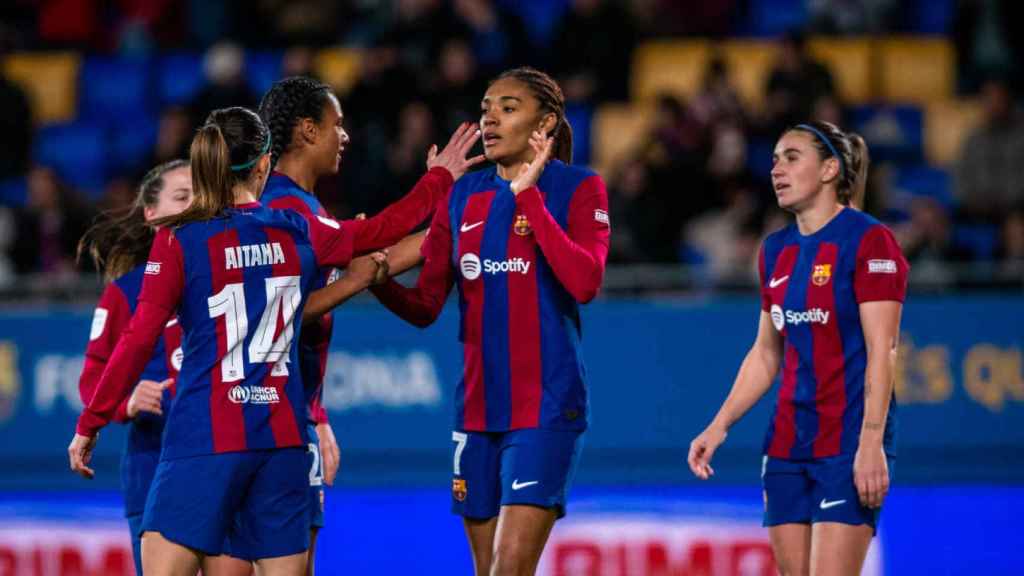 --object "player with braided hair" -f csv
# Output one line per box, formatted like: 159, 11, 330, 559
257, 76, 483, 574
370, 66, 610, 575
